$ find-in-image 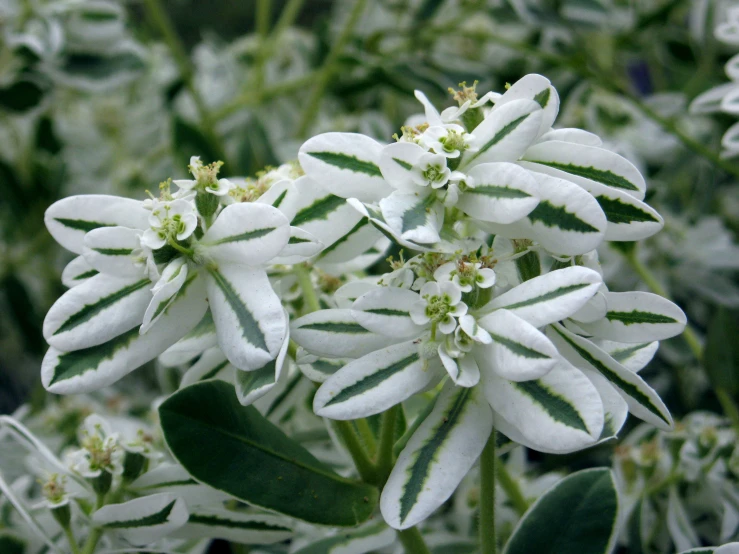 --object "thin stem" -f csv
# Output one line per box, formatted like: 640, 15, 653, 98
331, 420, 376, 483
142, 0, 228, 165
355, 418, 377, 457
716, 388, 739, 435
496, 461, 529, 517
253, 0, 272, 94
376, 405, 399, 486
620, 249, 703, 360
296, 0, 367, 137
397, 527, 432, 554
166, 237, 194, 258
63, 526, 81, 554
80, 527, 103, 554
294, 263, 321, 314
479, 430, 498, 554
